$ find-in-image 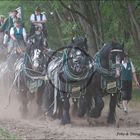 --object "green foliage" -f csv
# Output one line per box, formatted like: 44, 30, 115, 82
0, 1, 20, 16
0, 0, 140, 68
132, 88, 140, 101
0, 128, 17, 140
60, 21, 82, 42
